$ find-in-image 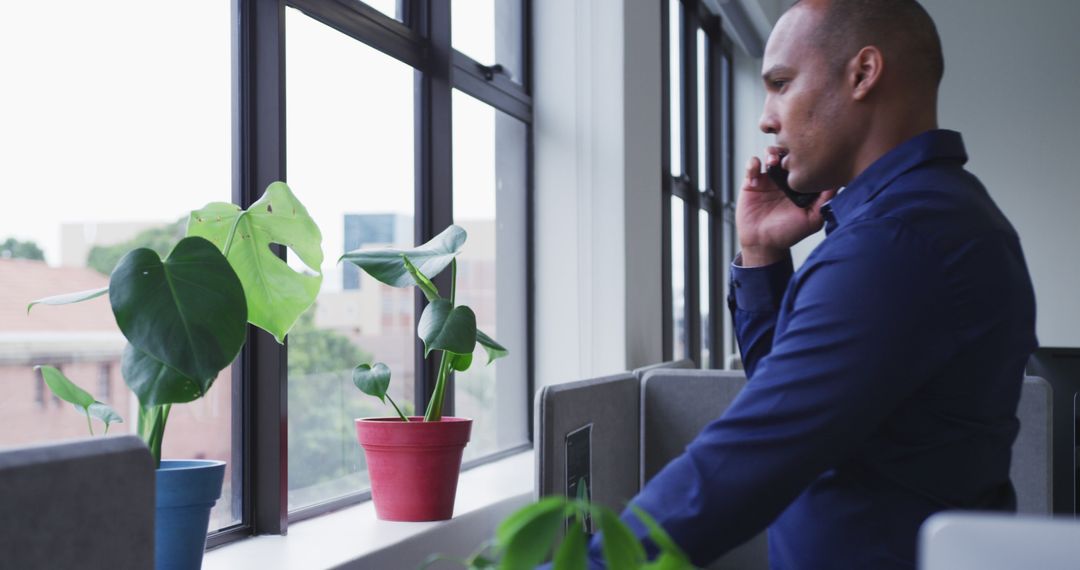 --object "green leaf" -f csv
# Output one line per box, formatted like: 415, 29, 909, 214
552, 520, 588, 570
86, 401, 124, 430
641, 554, 698, 570
27, 286, 109, 314
418, 300, 477, 357
497, 498, 569, 570
109, 237, 247, 405
402, 255, 440, 301
36, 366, 94, 409
449, 352, 473, 372
187, 181, 323, 343
353, 363, 392, 403
598, 508, 646, 570
630, 505, 691, 565
340, 224, 466, 288
496, 497, 568, 548
468, 555, 498, 569
476, 330, 509, 364
121, 344, 209, 406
